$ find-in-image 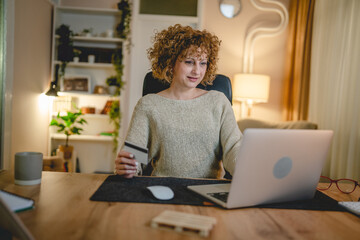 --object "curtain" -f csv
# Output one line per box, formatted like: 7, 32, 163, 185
309, 0, 360, 180
282, 0, 315, 121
